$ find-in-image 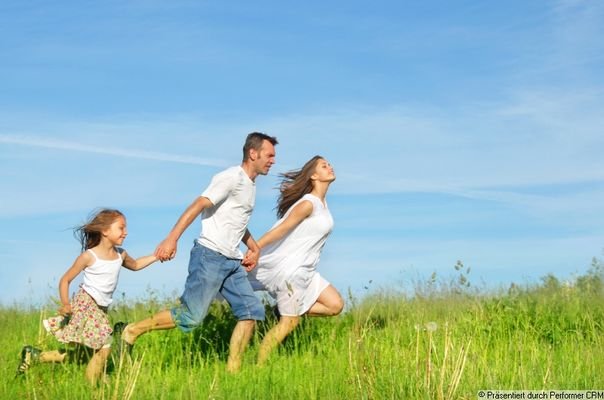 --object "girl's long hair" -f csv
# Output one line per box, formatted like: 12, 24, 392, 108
74, 209, 124, 251
276, 155, 323, 218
